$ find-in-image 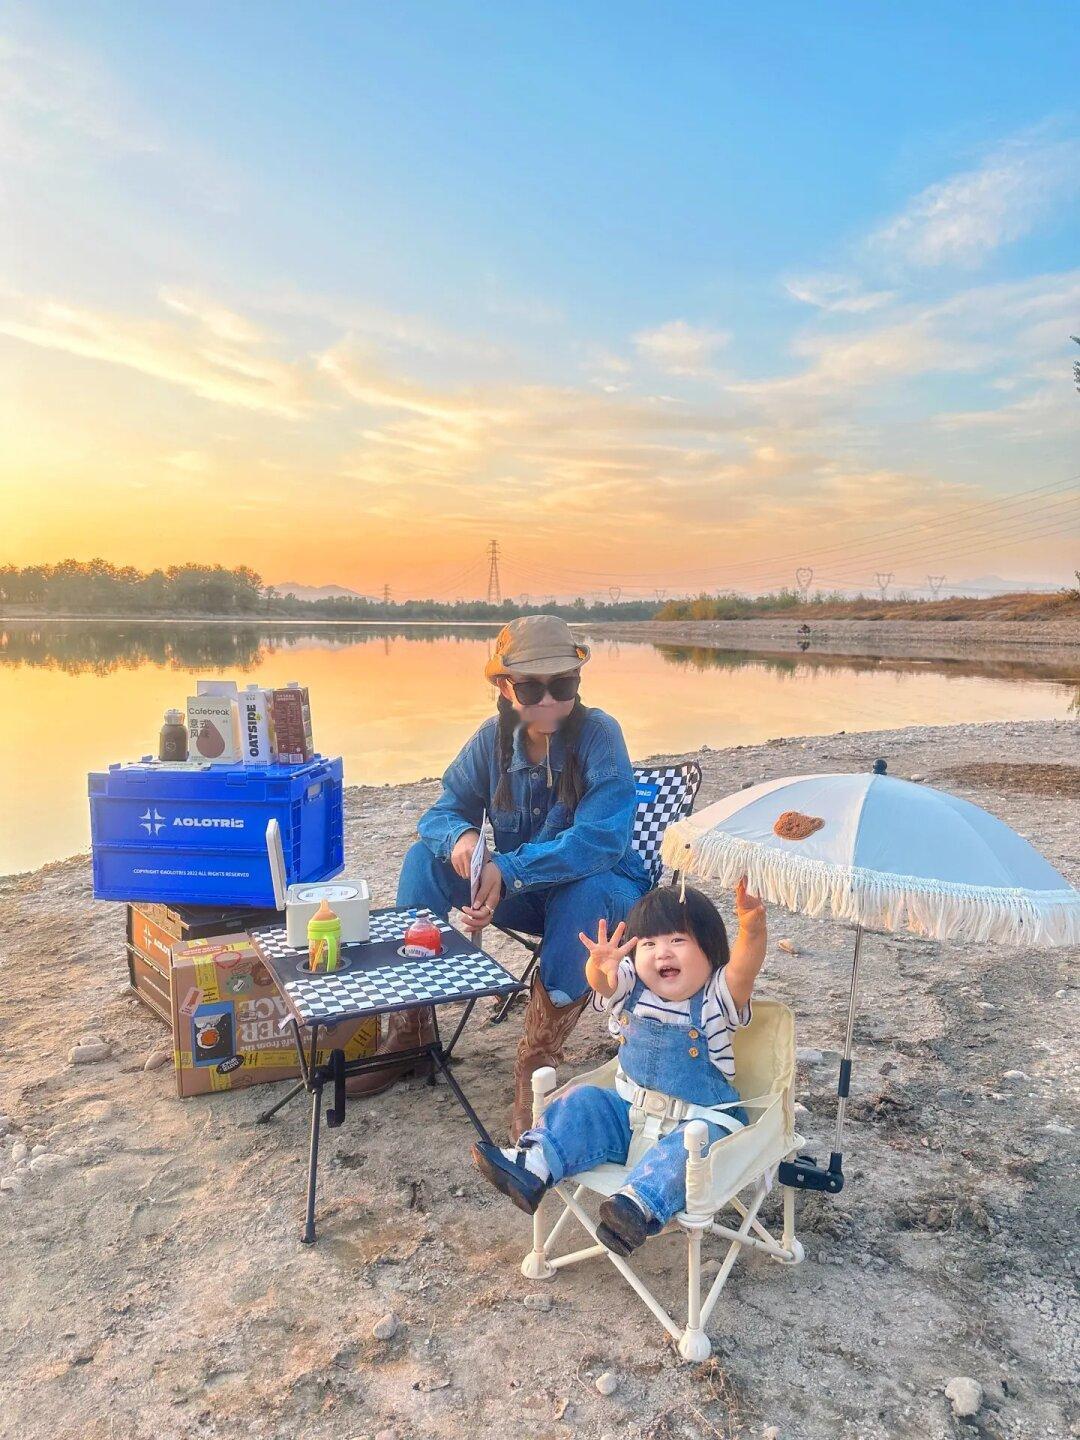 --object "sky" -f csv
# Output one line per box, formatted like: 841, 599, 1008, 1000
1, 2, 1078, 601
